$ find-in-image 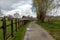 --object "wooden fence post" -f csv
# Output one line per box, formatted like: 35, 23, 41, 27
20, 20, 22, 27
2, 17, 6, 40
15, 19, 18, 32
18, 19, 20, 29
23, 20, 24, 25
24, 20, 25, 25
21, 21, 23, 26
11, 18, 14, 37
22, 20, 24, 25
